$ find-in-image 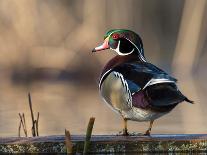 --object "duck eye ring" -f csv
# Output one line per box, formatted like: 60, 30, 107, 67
112, 33, 119, 40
